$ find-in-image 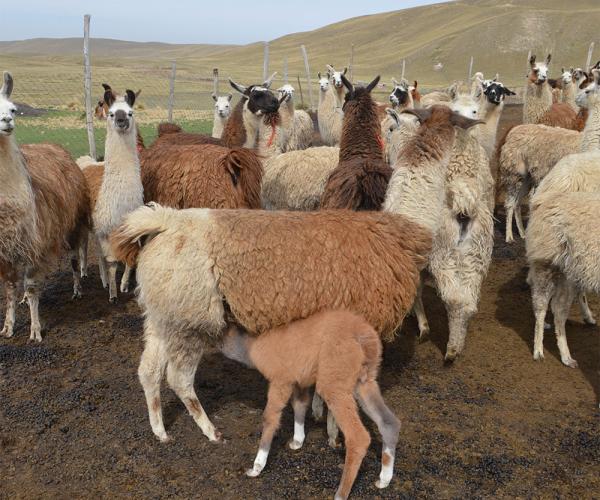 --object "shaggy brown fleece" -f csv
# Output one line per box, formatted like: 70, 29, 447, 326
141, 144, 262, 209
20, 144, 89, 265
82, 164, 105, 212
321, 79, 392, 210
538, 102, 580, 130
